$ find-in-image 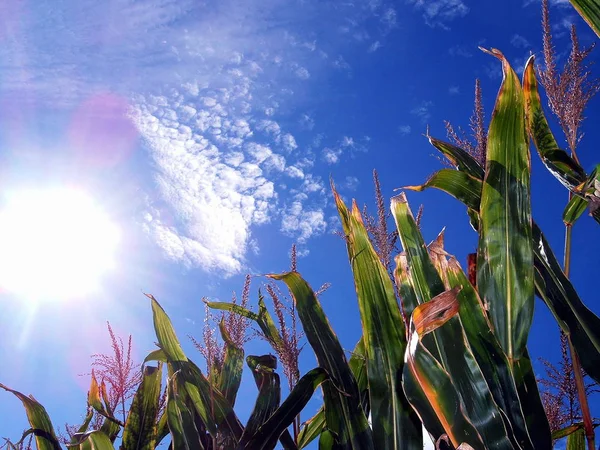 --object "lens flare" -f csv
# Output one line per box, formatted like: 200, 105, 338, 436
0, 188, 120, 302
